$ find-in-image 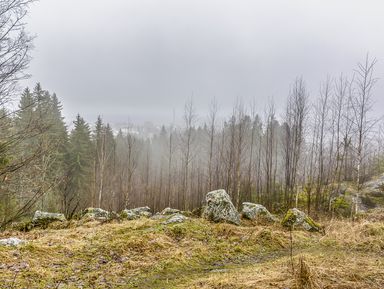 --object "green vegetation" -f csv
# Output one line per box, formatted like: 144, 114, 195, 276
1, 209, 384, 288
